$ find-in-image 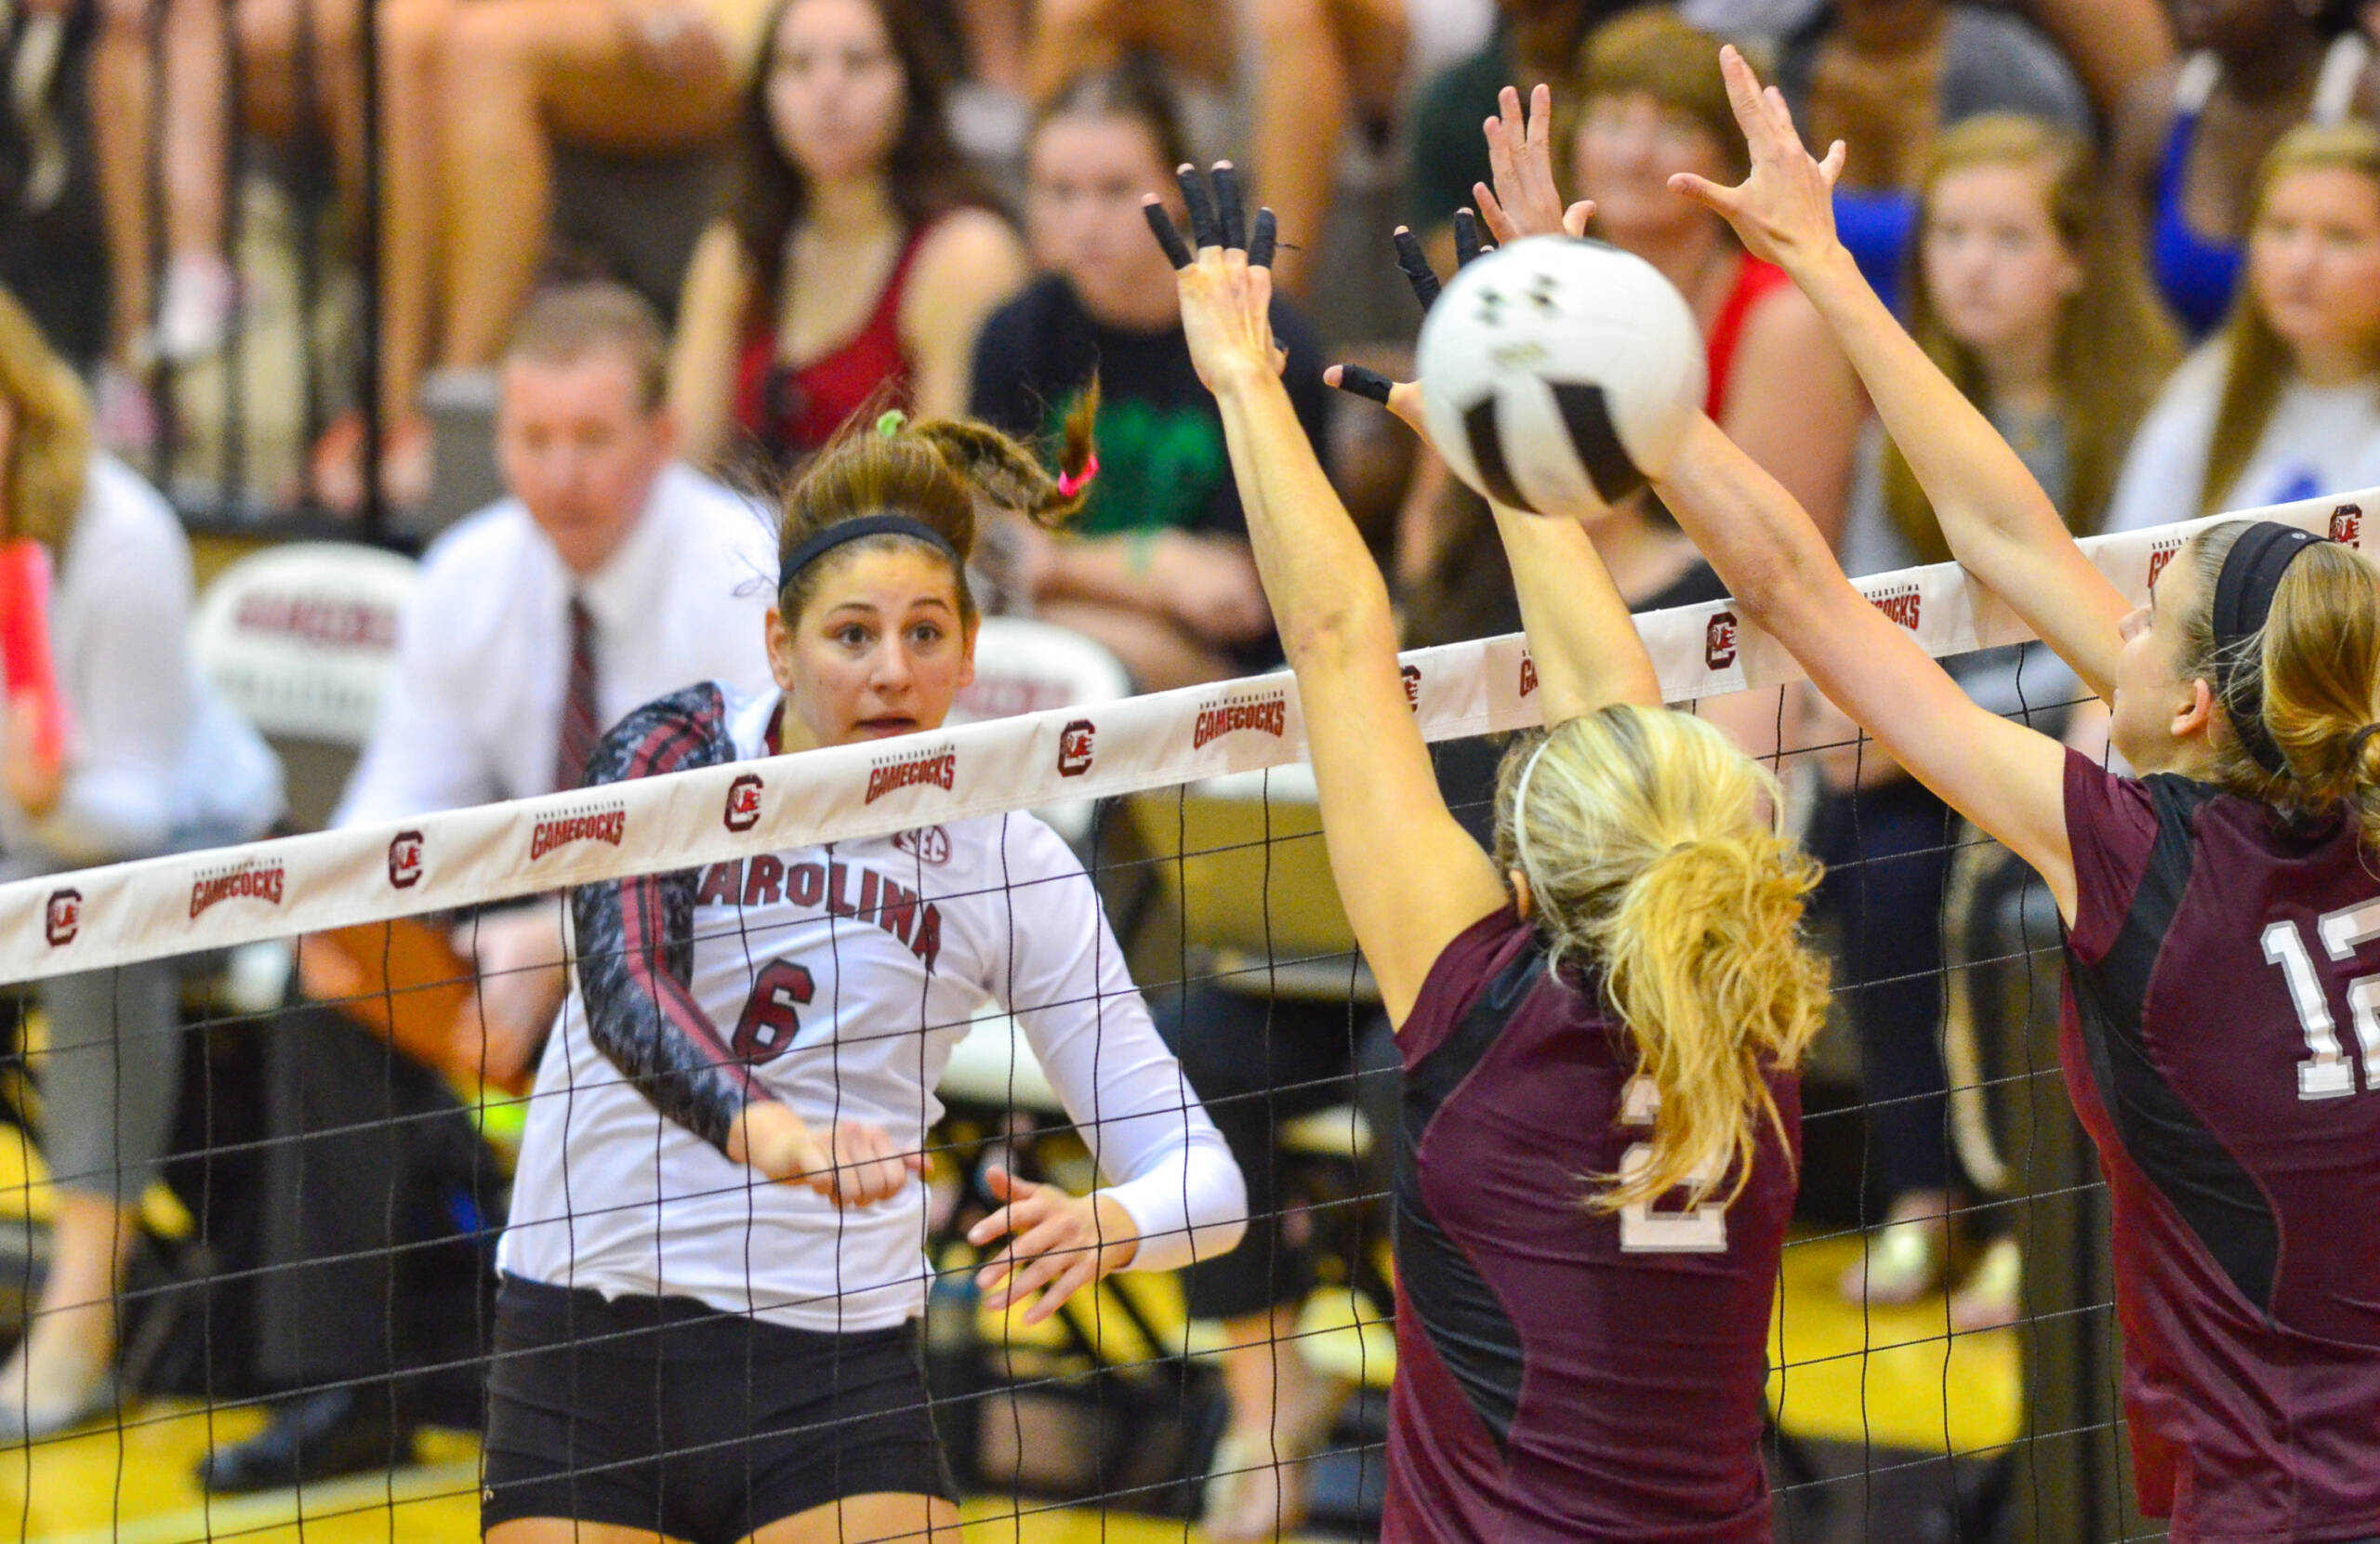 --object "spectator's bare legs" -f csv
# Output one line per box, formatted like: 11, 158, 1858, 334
372, 0, 462, 460
1025, 0, 1232, 104
91, 0, 232, 368
0, 1194, 135, 1430
950, 0, 1029, 94
1245, 0, 1404, 299
1204, 1304, 1350, 1541
434, 0, 737, 375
